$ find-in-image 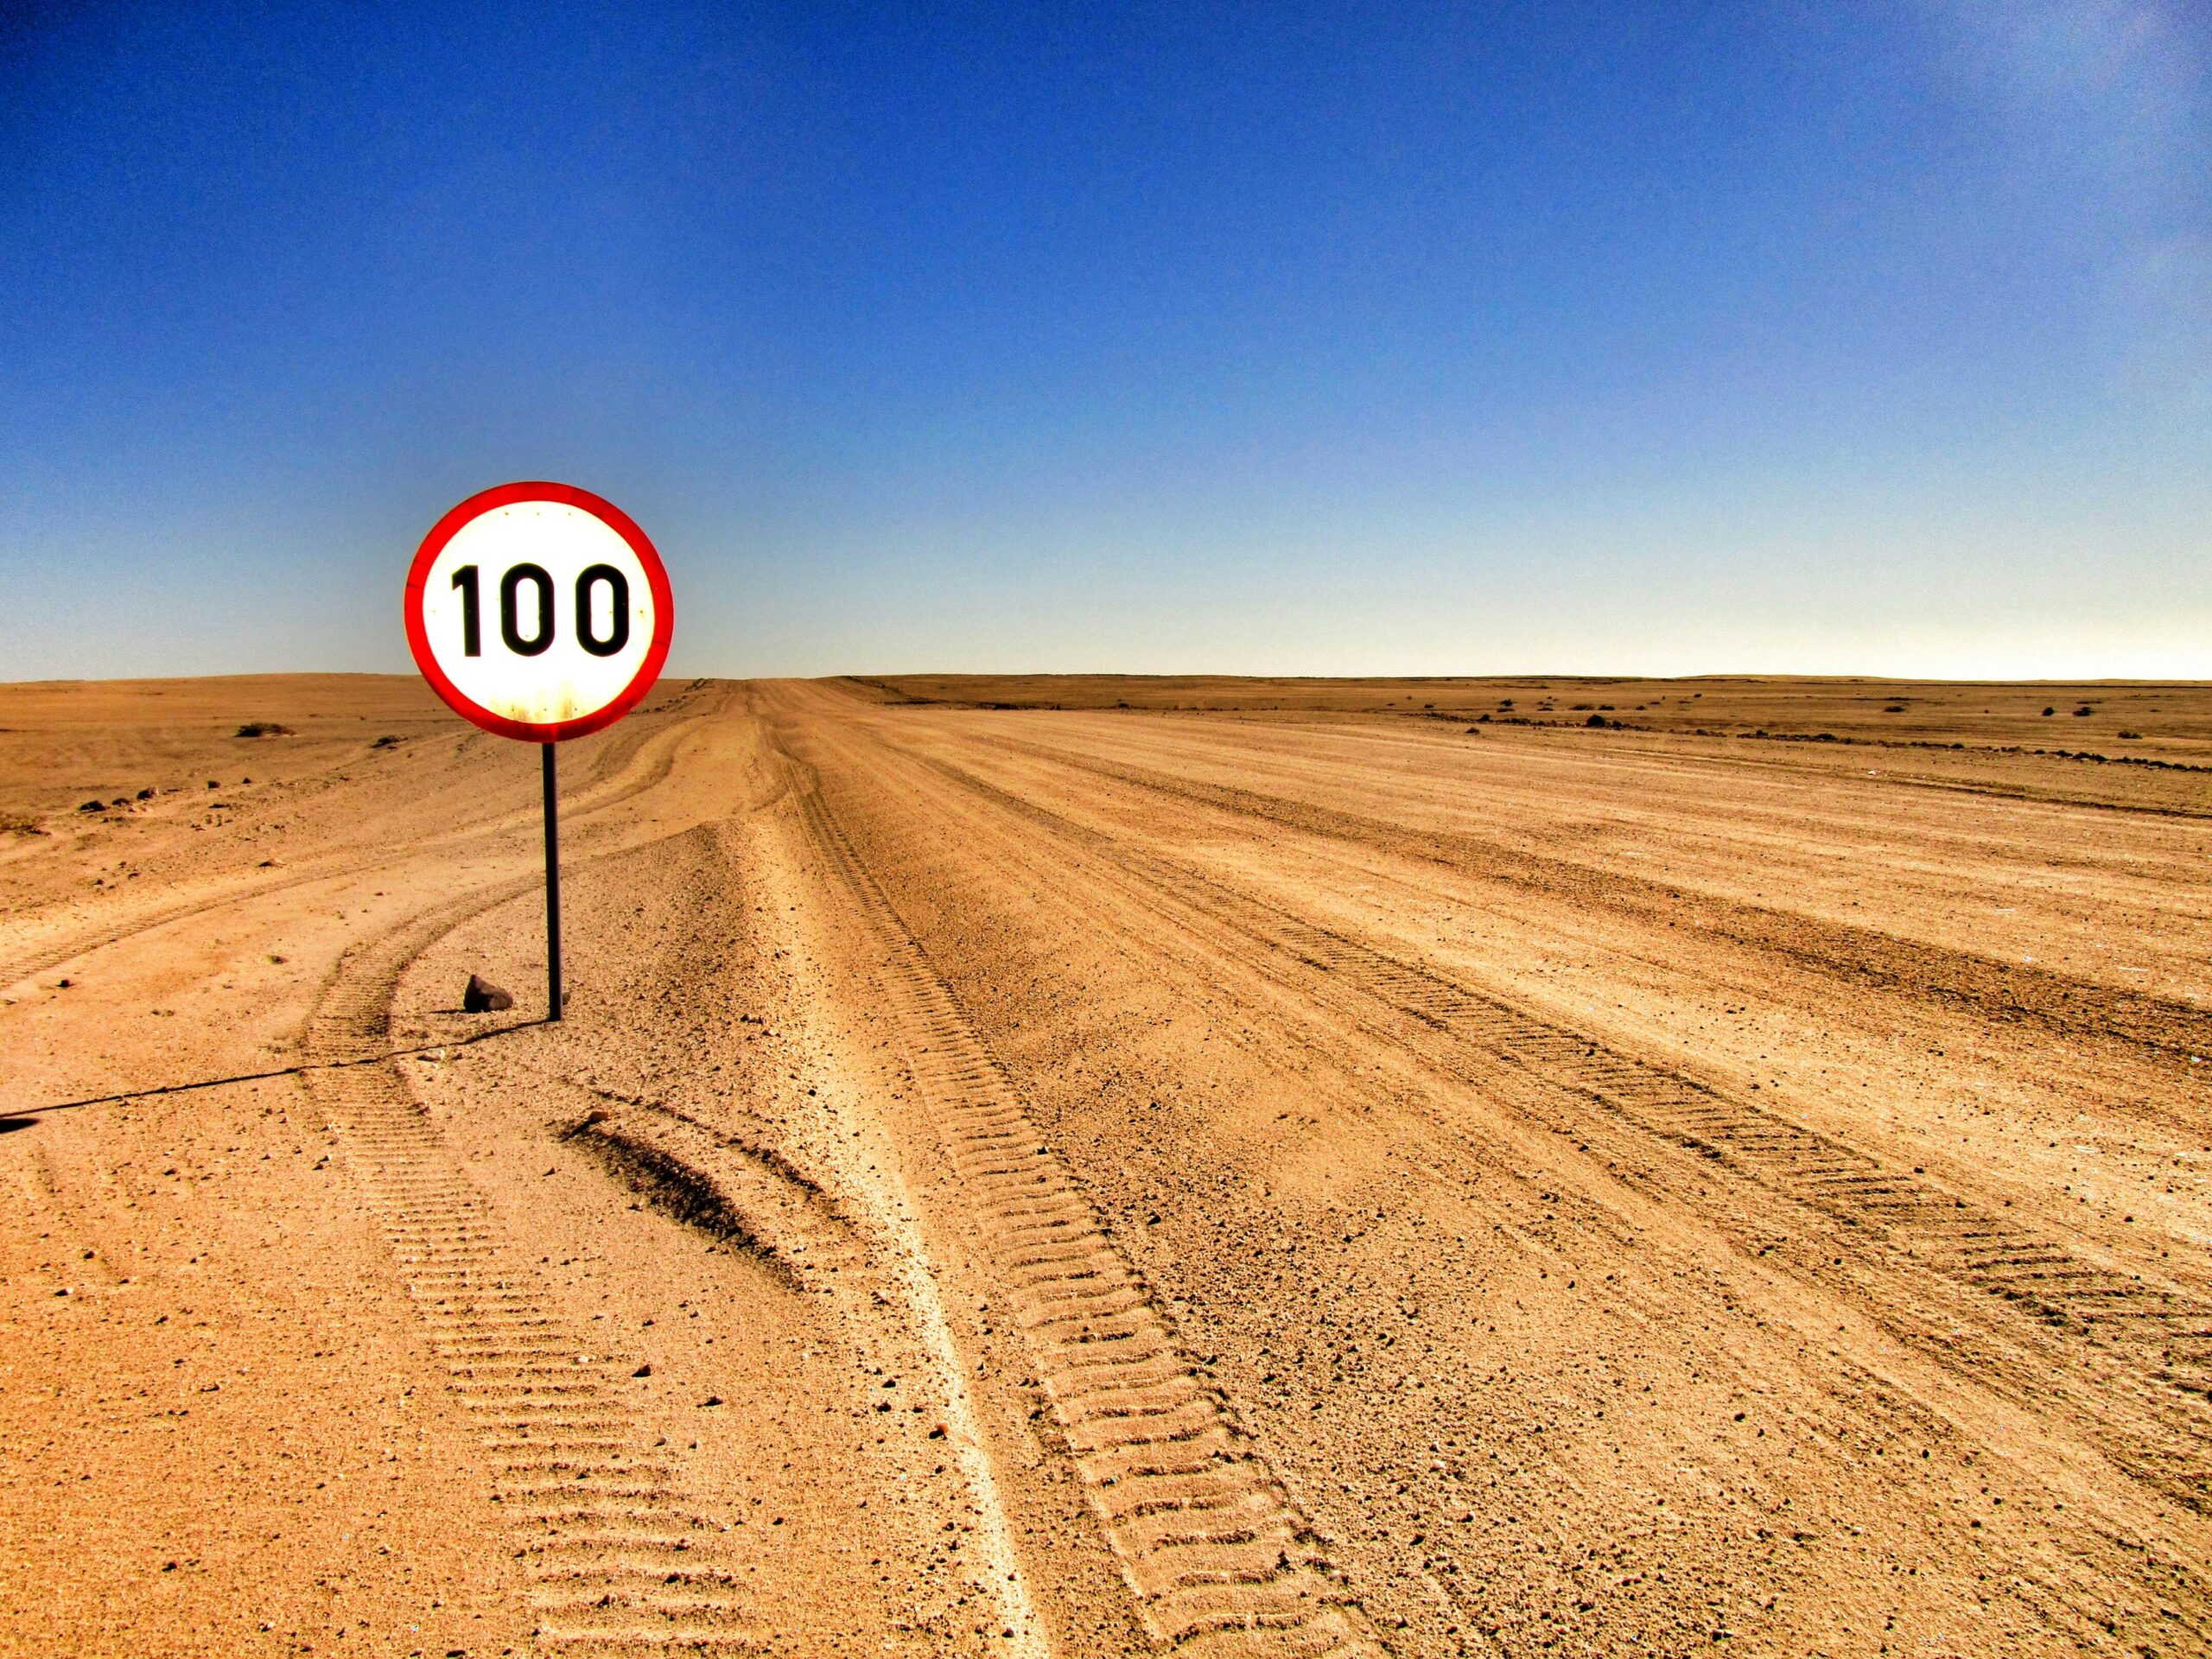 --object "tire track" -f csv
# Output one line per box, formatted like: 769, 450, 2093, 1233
0, 700, 704, 1001
875, 741, 2212, 1518
986, 736, 2212, 1071
1255, 917, 2212, 1511
301, 887, 763, 1657
793, 779, 1384, 1658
